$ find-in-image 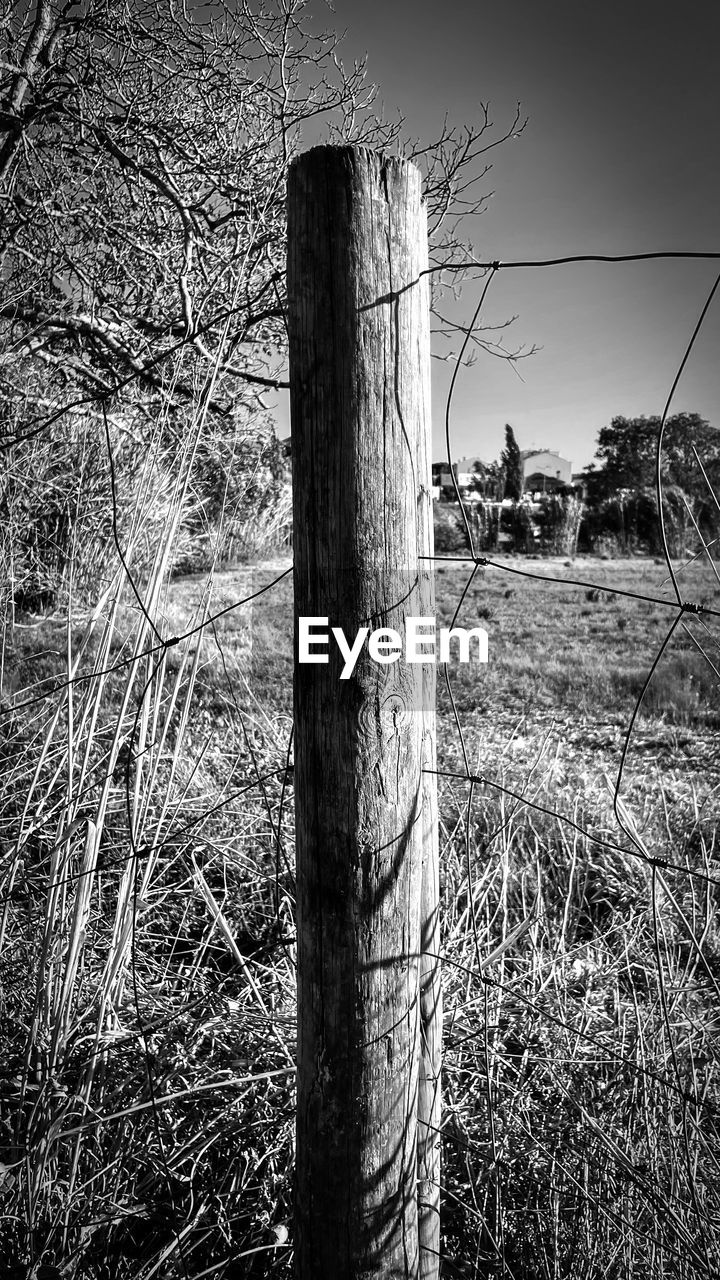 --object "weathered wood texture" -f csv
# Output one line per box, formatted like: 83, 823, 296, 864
288, 145, 440, 1280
